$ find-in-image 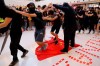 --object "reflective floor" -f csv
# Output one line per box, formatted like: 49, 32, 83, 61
0, 26, 100, 66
